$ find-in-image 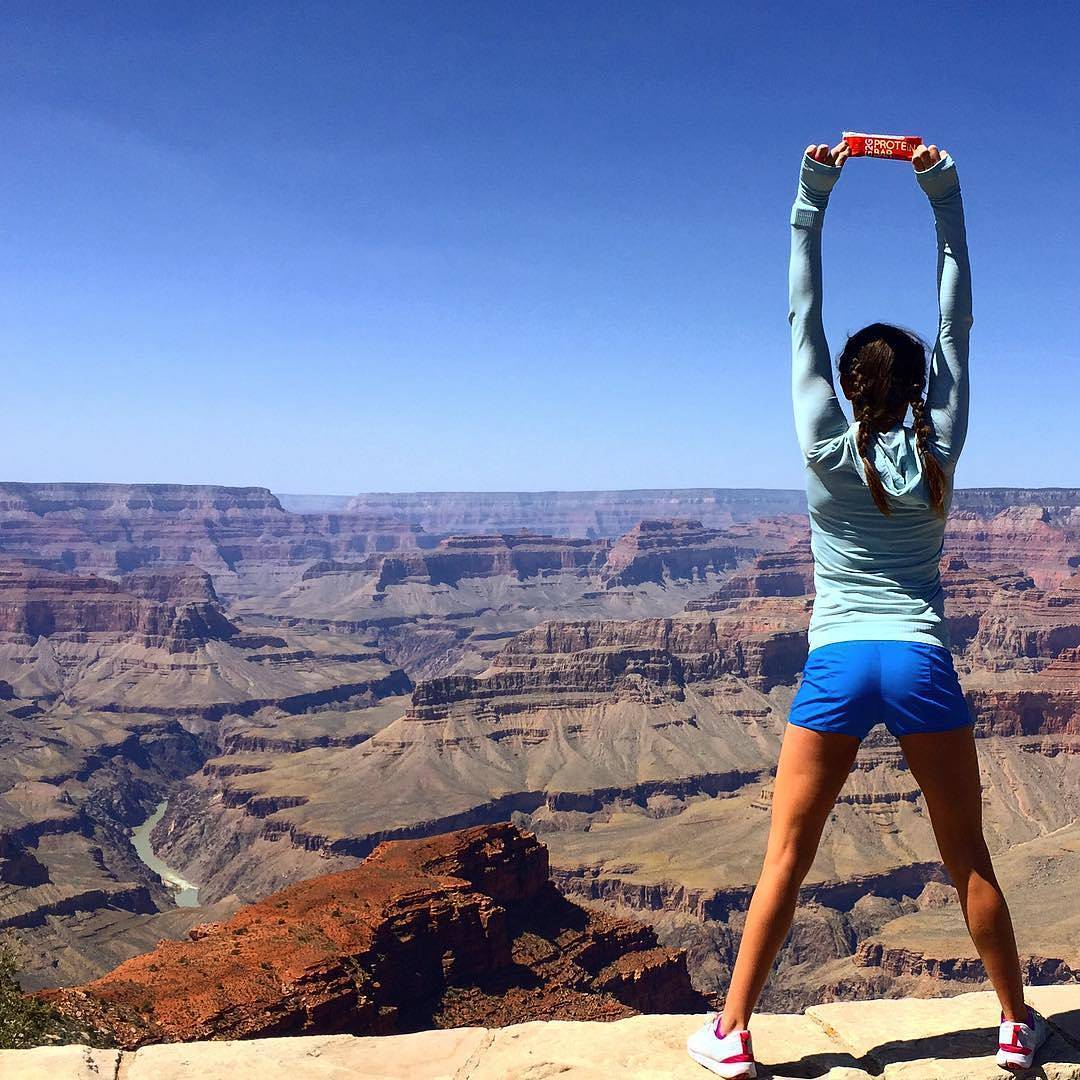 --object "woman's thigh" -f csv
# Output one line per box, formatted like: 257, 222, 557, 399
765, 724, 861, 869
899, 725, 991, 873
